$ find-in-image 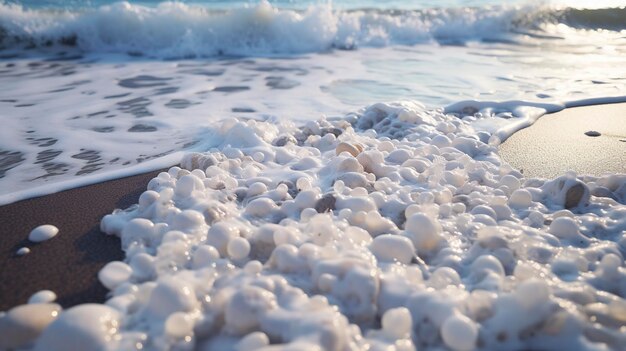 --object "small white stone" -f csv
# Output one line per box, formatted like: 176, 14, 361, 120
228, 237, 251, 260
98, 261, 133, 290
382, 307, 412, 339
16, 247, 31, 256
28, 290, 57, 304
371, 235, 415, 264
28, 225, 59, 243
509, 189, 532, 208
164, 312, 194, 339
236, 331, 270, 351
0, 303, 61, 349
34, 304, 120, 351
440, 314, 478, 351
549, 217, 579, 239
